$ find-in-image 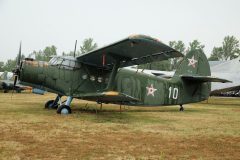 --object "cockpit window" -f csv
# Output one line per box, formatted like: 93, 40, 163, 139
62, 59, 70, 66
49, 57, 63, 66
56, 58, 63, 65
48, 57, 55, 64
49, 57, 81, 70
